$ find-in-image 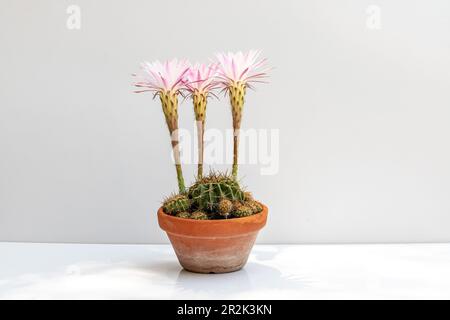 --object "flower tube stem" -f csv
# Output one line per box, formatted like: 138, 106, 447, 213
229, 82, 246, 179
196, 120, 205, 179
161, 91, 186, 194
193, 91, 207, 179
170, 130, 185, 194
